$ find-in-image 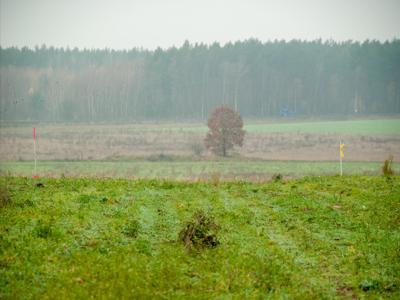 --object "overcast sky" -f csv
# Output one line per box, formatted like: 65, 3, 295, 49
1, 0, 399, 50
